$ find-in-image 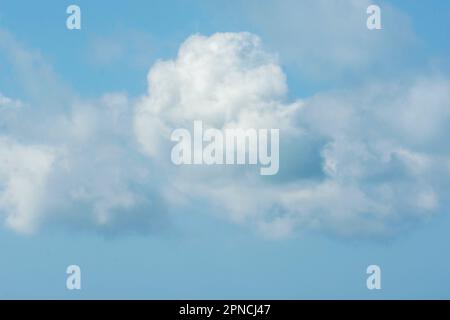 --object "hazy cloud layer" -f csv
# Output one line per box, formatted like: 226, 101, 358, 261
209, 0, 417, 81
